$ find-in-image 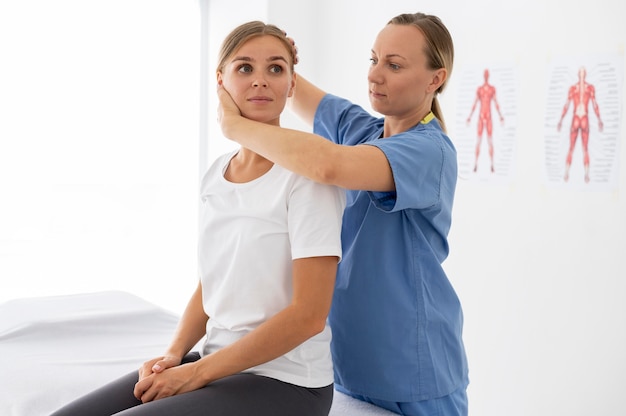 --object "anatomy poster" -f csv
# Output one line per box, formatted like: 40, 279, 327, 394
455, 62, 519, 184
543, 54, 622, 191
